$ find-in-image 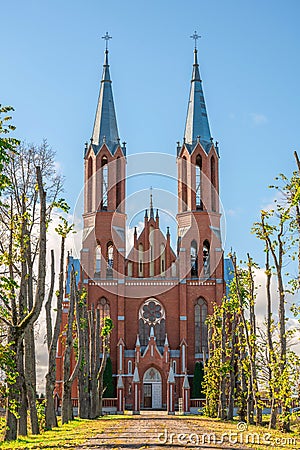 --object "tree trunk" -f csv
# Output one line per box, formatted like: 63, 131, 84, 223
231, 253, 260, 425
61, 266, 76, 425
261, 216, 289, 431
78, 297, 90, 419
45, 242, 63, 430
265, 246, 278, 429
218, 306, 227, 420
61, 266, 82, 424
97, 337, 108, 417
89, 306, 98, 419
227, 314, 238, 420
294, 151, 300, 290
25, 239, 39, 435
25, 328, 39, 434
